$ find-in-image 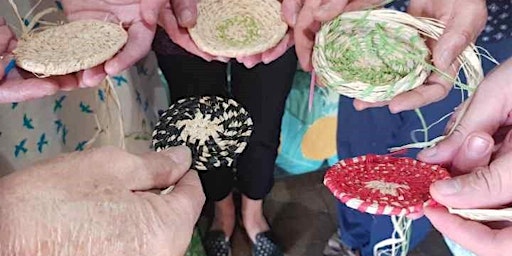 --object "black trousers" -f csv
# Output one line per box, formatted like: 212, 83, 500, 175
156, 49, 297, 201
